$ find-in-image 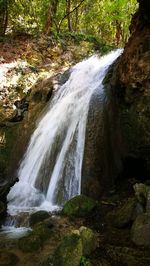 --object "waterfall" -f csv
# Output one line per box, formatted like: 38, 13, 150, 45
7, 50, 122, 214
